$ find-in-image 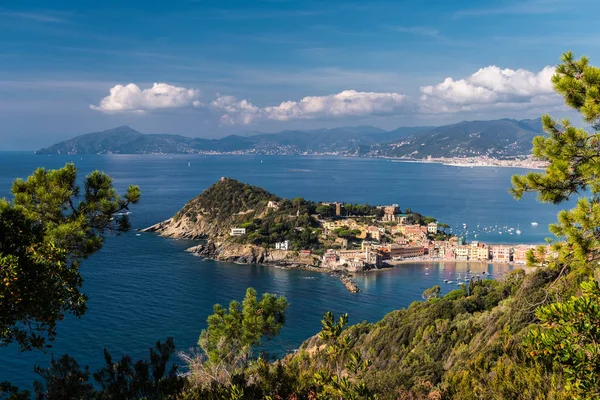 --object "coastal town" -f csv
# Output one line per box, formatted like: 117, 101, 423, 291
230, 200, 551, 274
